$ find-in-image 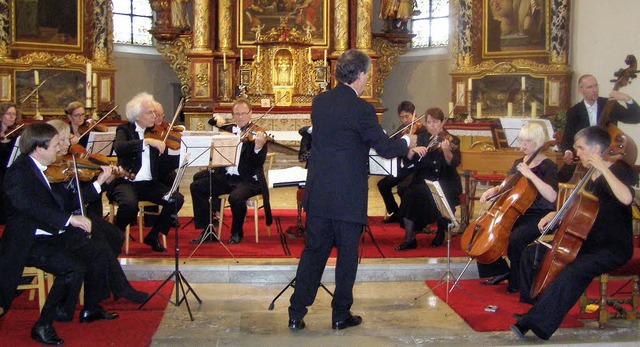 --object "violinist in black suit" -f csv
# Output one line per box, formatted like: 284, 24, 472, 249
287, 49, 416, 331
0, 123, 117, 345
110, 92, 185, 252
190, 98, 271, 245
559, 74, 640, 182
